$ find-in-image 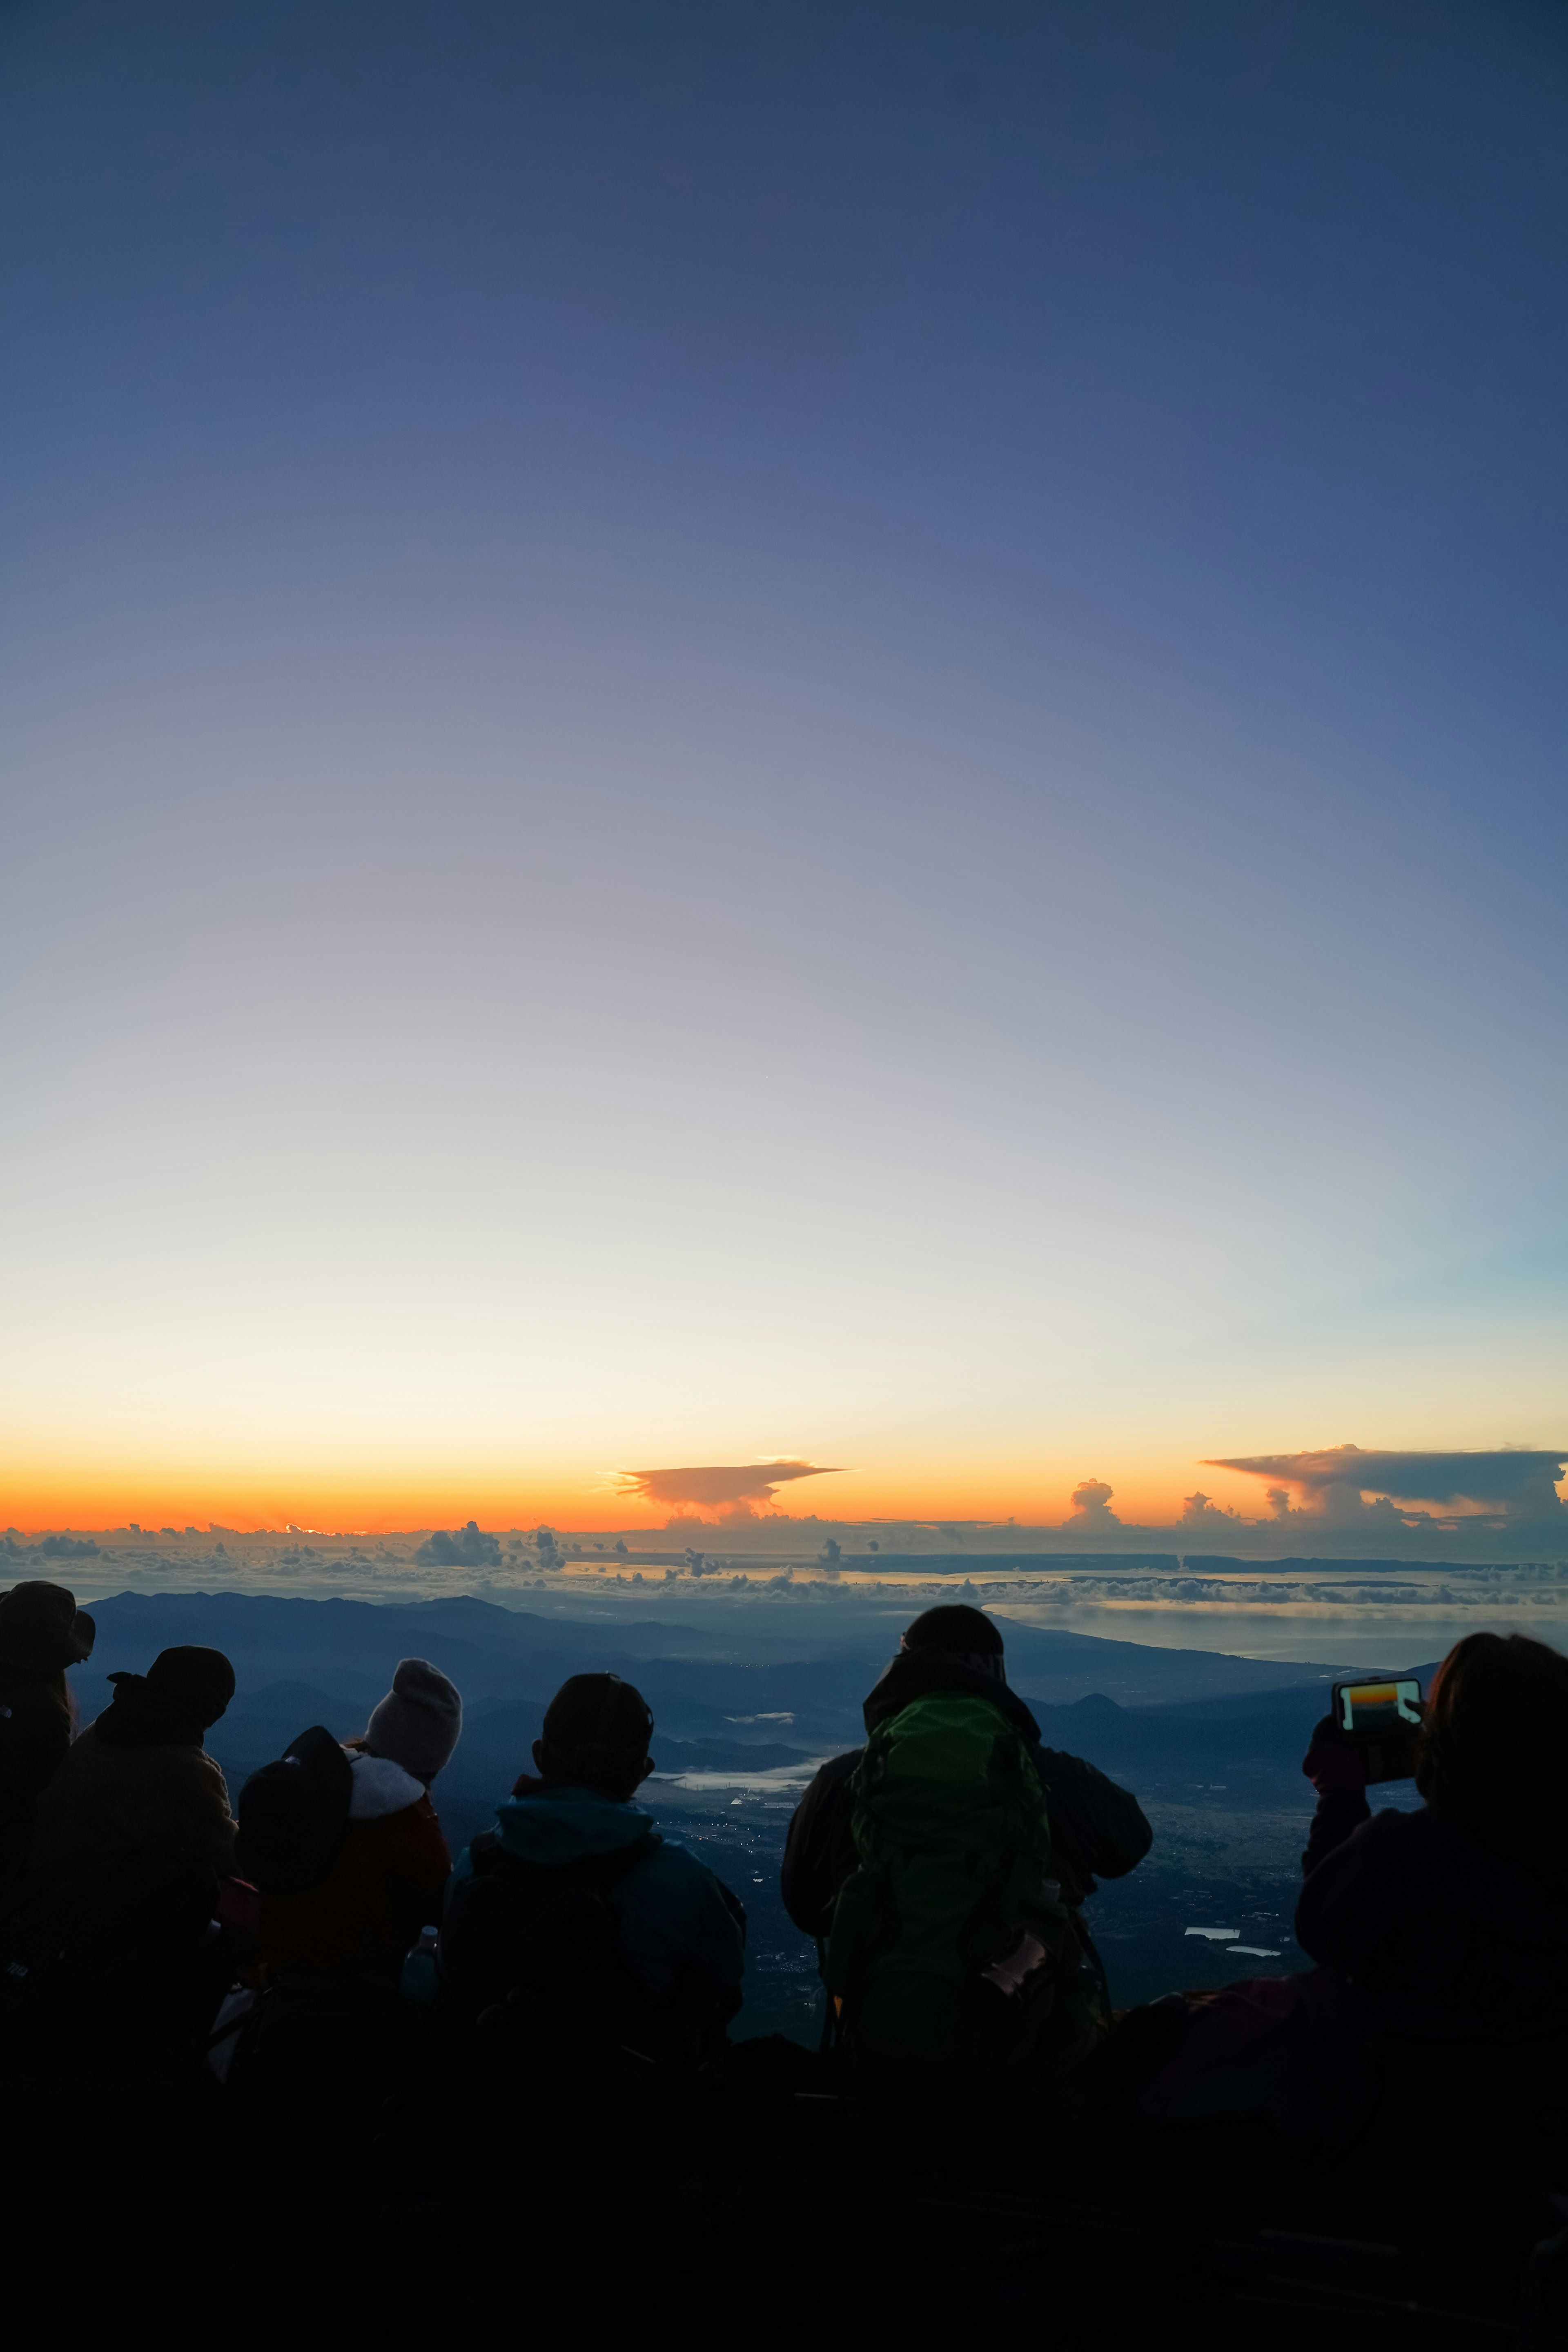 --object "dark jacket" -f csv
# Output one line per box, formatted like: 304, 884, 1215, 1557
0, 1664, 74, 1893
26, 1719, 236, 1896
1296, 1794, 1568, 2042
780, 1650, 1153, 1939
442, 1778, 746, 2063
